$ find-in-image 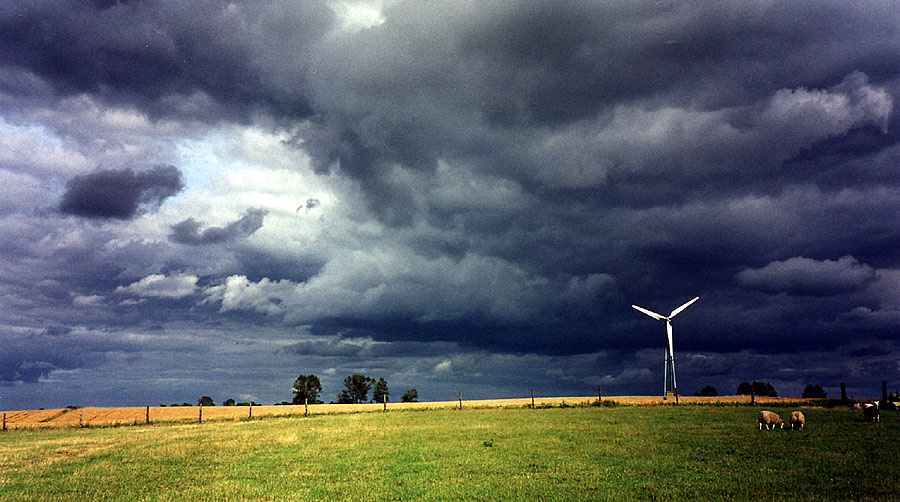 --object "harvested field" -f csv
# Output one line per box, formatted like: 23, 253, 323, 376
0, 408, 72, 427
1, 395, 828, 429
